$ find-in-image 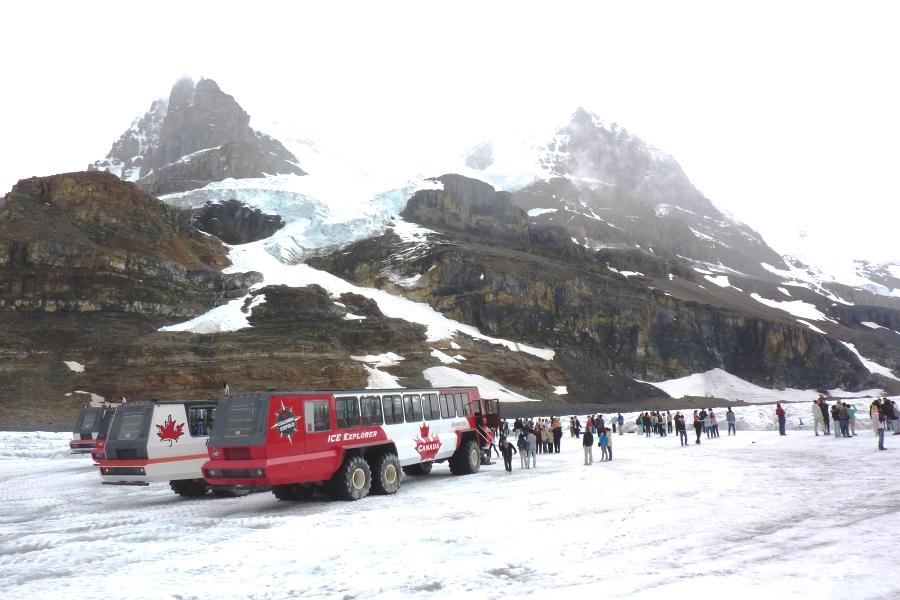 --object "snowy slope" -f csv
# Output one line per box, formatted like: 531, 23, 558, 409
3, 421, 899, 600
